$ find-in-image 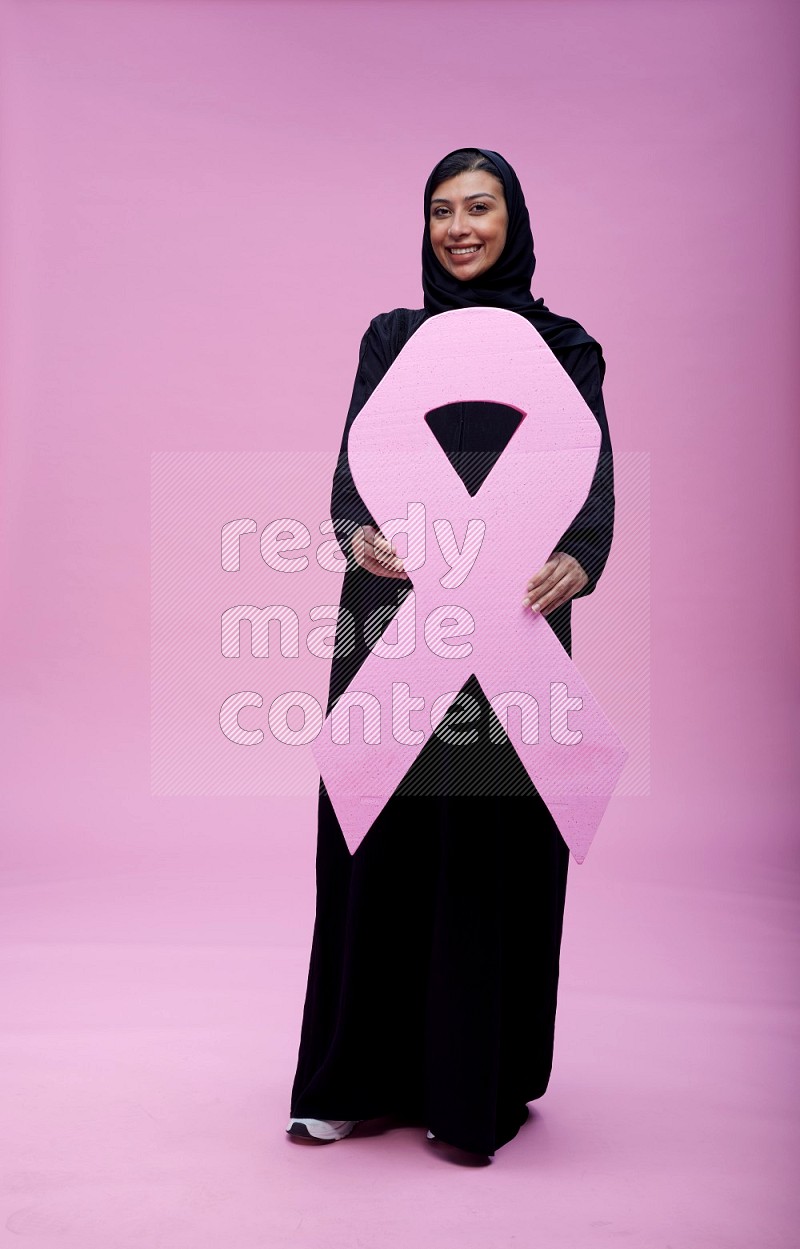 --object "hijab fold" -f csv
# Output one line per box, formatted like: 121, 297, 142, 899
421, 147, 603, 363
